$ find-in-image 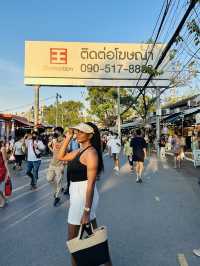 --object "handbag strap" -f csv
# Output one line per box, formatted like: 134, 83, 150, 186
32, 140, 39, 157
78, 223, 94, 239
